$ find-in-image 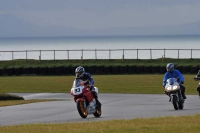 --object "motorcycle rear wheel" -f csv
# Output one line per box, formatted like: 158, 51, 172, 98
77, 101, 88, 118
172, 95, 179, 110
178, 100, 184, 110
